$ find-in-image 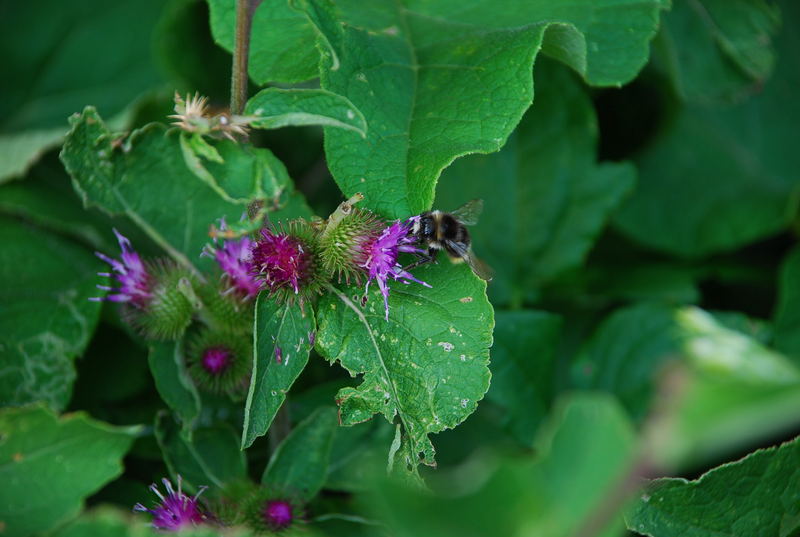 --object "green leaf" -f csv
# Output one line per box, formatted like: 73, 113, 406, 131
155, 412, 247, 493
207, 0, 319, 84
0, 217, 103, 411
293, 0, 662, 218
436, 60, 636, 305
369, 394, 637, 537
572, 303, 681, 424
773, 245, 800, 362
60, 108, 310, 274
315, 262, 493, 471
262, 406, 338, 501
614, 0, 800, 257
627, 436, 800, 537
488, 310, 561, 446
241, 296, 316, 449
245, 88, 367, 136
148, 341, 201, 430
0, 406, 139, 537
0, 0, 166, 181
